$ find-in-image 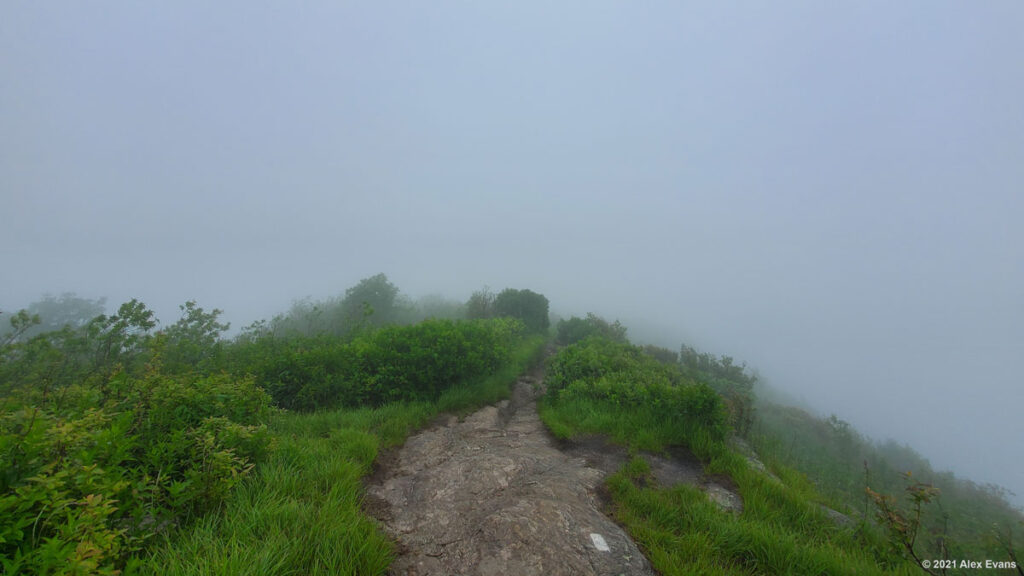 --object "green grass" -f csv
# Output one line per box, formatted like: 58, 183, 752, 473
435, 336, 545, 415
140, 335, 546, 575
539, 395, 724, 457
539, 392, 919, 575
607, 456, 919, 576
748, 400, 1024, 565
